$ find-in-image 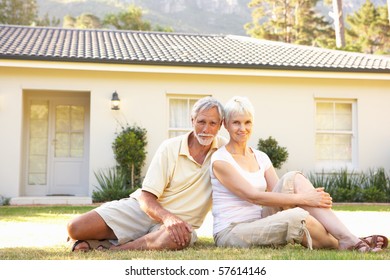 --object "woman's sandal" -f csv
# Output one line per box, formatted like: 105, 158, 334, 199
360, 235, 388, 250
71, 239, 112, 252
347, 240, 373, 252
